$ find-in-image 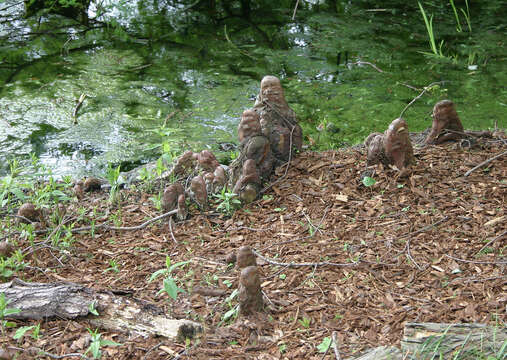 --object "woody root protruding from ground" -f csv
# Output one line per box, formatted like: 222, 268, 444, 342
364, 118, 415, 174
161, 75, 303, 216
364, 99, 482, 177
